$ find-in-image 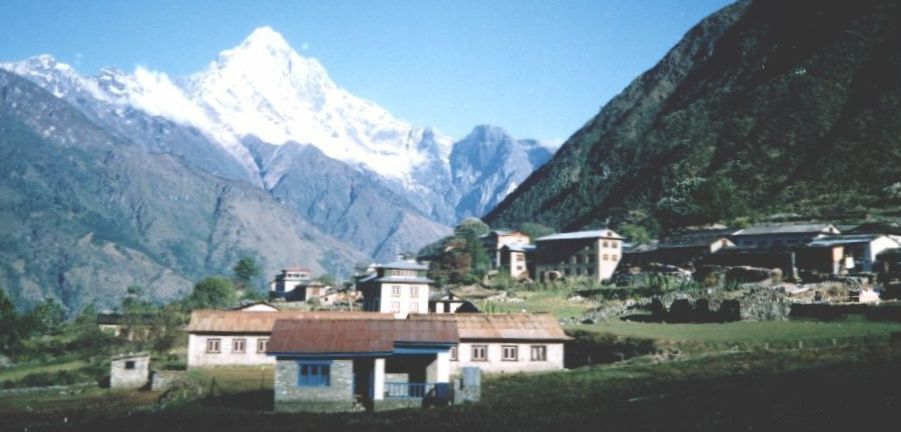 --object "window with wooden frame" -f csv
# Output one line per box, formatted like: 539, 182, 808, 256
257, 338, 269, 353
391, 302, 401, 313
297, 361, 331, 387
531, 345, 547, 361
409, 302, 419, 313
206, 338, 221, 353
471, 345, 487, 361
450, 346, 458, 361
391, 285, 402, 297
410, 286, 419, 298
232, 338, 246, 353
502, 345, 518, 361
